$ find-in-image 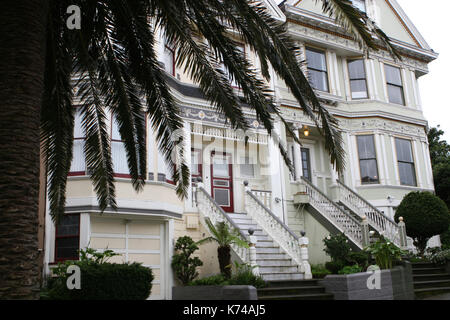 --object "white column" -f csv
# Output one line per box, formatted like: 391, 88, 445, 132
326, 50, 337, 96
370, 59, 380, 100
79, 213, 91, 250
390, 135, 400, 185
401, 68, 411, 107
332, 52, 342, 97
412, 139, 423, 188
183, 121, 194, 211
269, 121, 284, 220
380, 133, 391, 185
147, 119, 155, 180
293, 129, 302, 181
379, 62, 389, 103
342, 59, 352, 101
365, 59, 375, 100
374, 133, 386, 185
